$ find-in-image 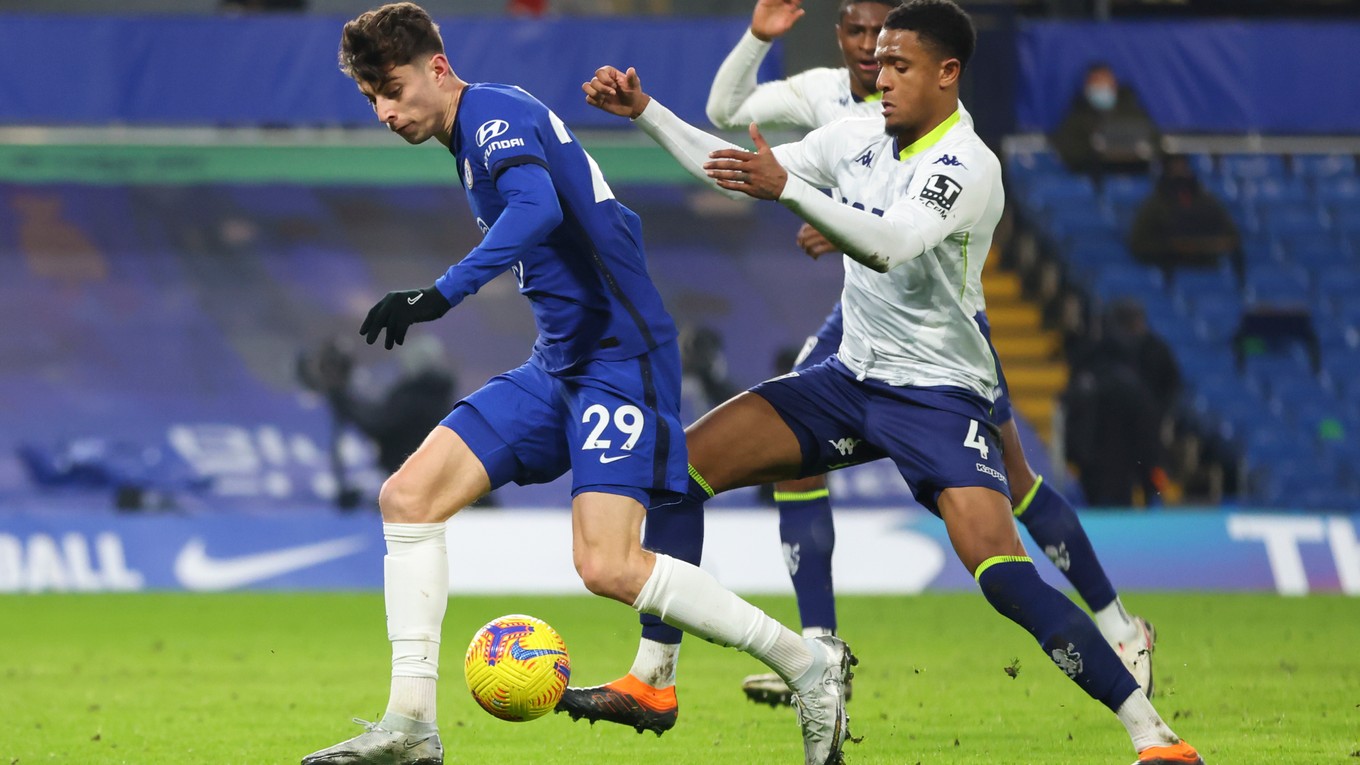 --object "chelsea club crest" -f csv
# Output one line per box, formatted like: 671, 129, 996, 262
464, 157, 474, 189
